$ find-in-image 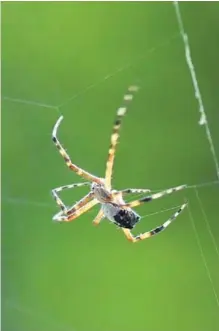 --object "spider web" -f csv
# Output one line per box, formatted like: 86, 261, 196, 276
2, 2, 219, 327
173, 1, 219, 309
